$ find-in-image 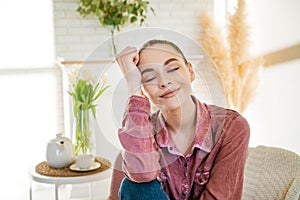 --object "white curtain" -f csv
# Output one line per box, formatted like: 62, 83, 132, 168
0, 0, 55, 69
0, 0, 59, 199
